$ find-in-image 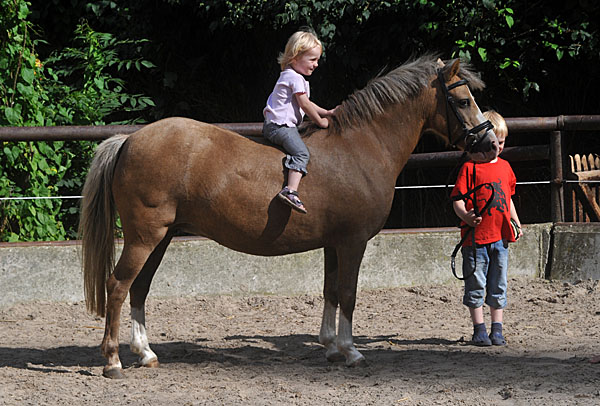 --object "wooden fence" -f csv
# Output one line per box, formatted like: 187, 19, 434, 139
567, 153, 600, 222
